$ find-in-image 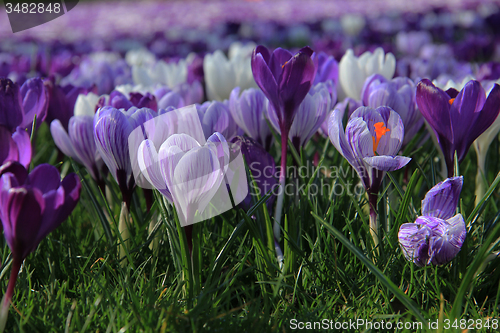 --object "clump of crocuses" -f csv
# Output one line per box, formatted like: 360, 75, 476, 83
398, 177, 466, 266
